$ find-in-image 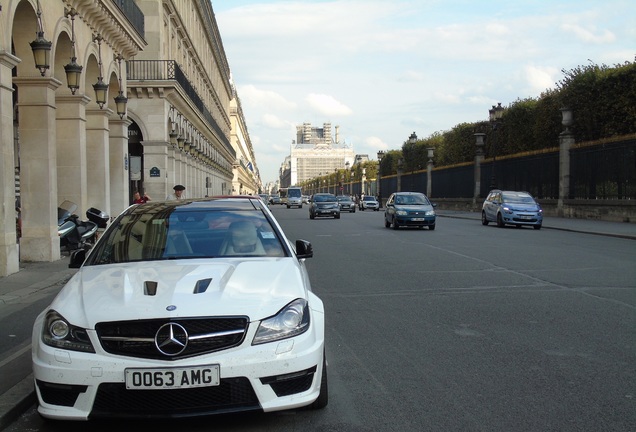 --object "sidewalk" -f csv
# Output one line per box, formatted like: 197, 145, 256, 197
436, 210, 636, 240
0, 215, 634, 429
